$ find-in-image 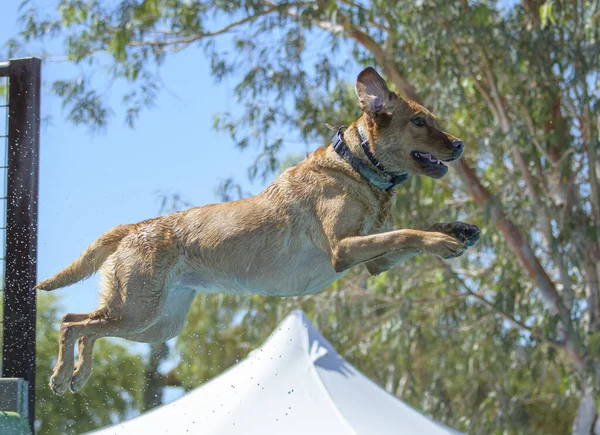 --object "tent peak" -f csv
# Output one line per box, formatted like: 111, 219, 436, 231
272, 310, 340, 365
